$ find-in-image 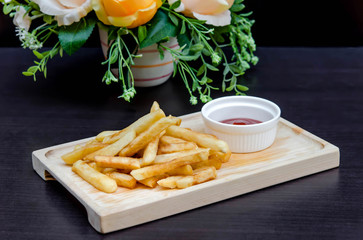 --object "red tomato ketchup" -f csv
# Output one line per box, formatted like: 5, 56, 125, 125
220, 118, 262, 125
